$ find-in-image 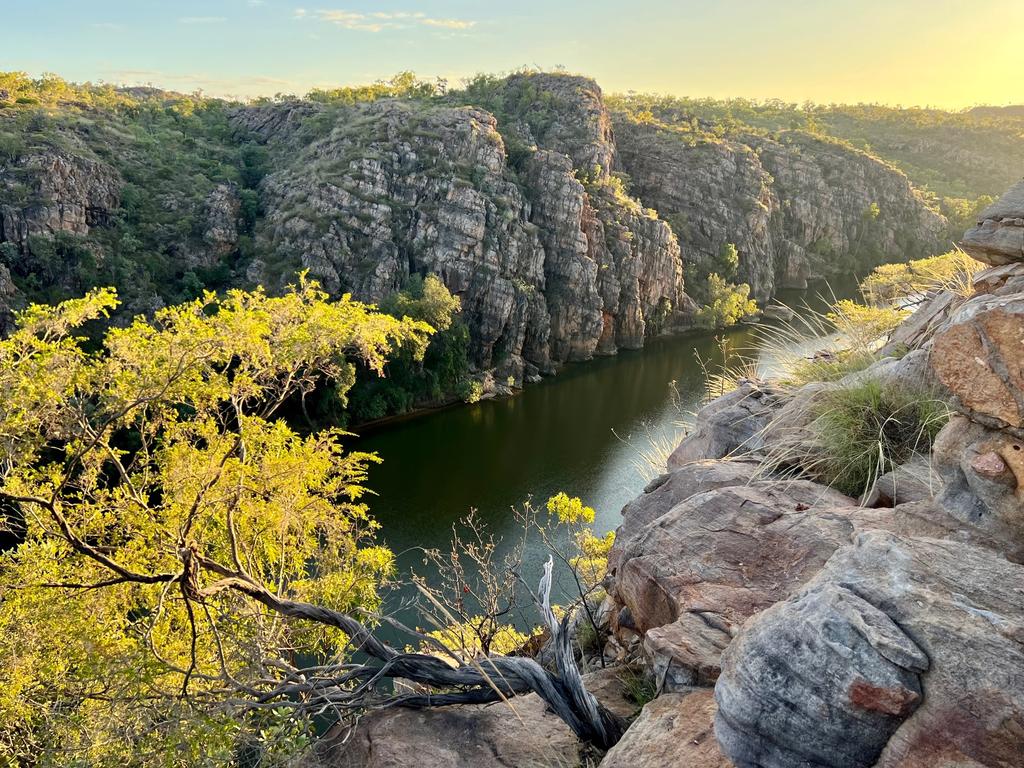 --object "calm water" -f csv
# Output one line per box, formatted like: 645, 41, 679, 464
356, 282, 855, 625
